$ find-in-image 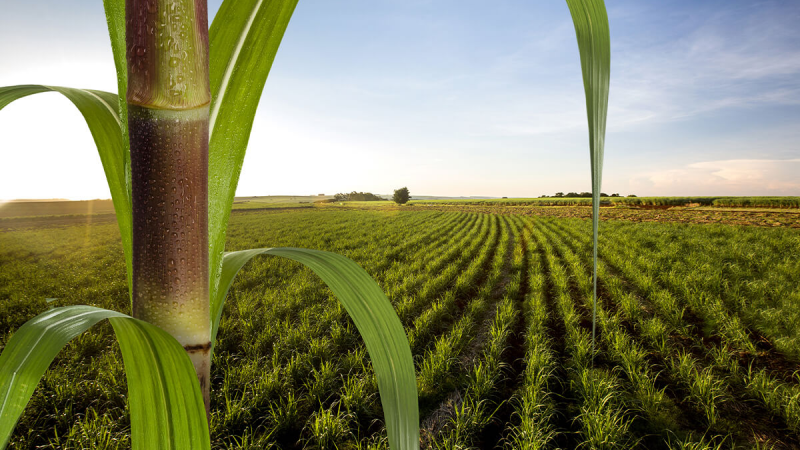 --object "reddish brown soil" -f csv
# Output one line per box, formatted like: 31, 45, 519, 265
404, 205, 800, 228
